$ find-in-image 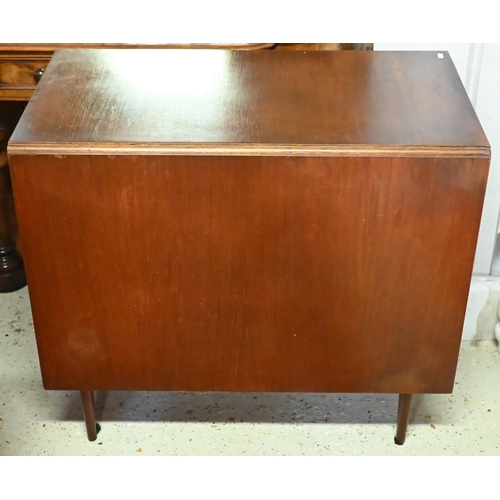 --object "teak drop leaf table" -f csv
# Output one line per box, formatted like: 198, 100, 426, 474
8, 49, 490, 444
